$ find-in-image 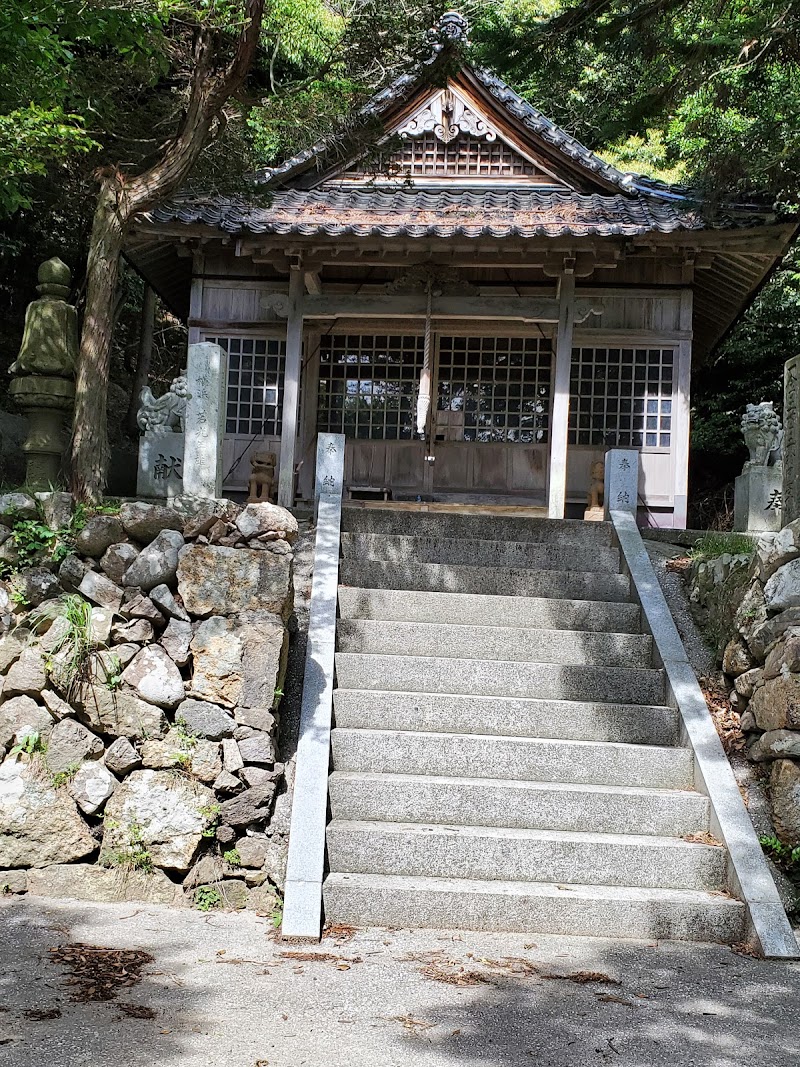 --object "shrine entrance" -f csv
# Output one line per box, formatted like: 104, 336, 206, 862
315, 328, 554, 504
